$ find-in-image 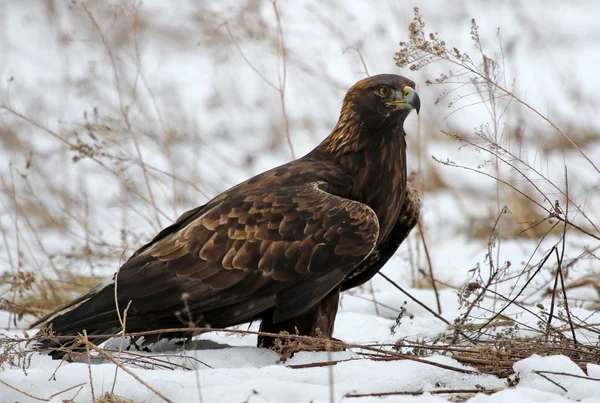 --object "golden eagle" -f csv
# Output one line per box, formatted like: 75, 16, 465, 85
32, 74, 421, 358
